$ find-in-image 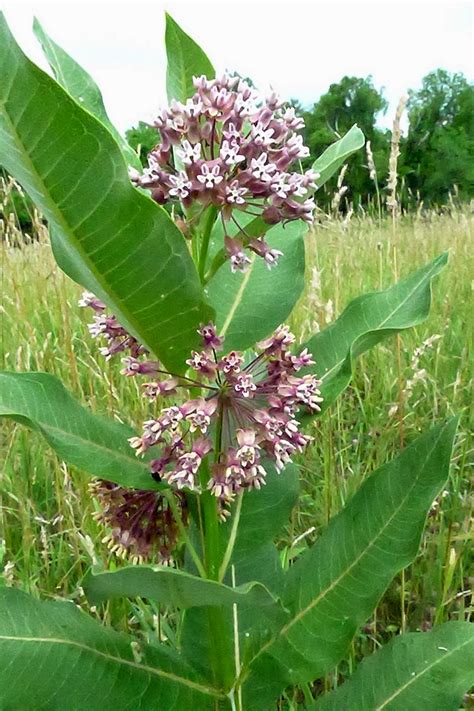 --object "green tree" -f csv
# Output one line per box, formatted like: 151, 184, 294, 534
302, 76, 389, 209
402, 69, 474, 204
